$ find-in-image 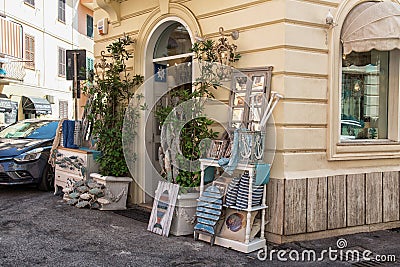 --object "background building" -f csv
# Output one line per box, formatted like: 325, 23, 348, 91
0, 0, 94, 125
